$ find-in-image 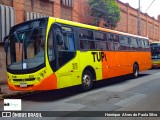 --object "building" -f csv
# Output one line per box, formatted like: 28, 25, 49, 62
116, 0, 160, 42
0, 0, 159, 83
